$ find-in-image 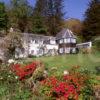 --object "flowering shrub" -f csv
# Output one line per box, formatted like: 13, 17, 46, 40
40, 66, 90, 100
41, 77, 79, 100
11, 61, 42, 80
